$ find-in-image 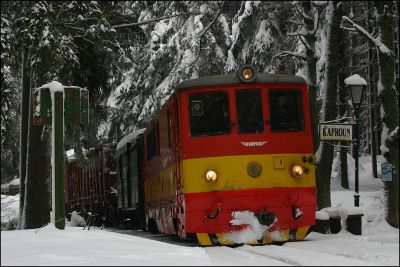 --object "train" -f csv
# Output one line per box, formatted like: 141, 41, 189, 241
64, 65, 317, 246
